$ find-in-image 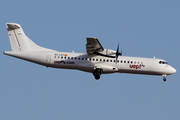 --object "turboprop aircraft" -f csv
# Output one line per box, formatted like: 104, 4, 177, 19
4, 23, 176, 81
